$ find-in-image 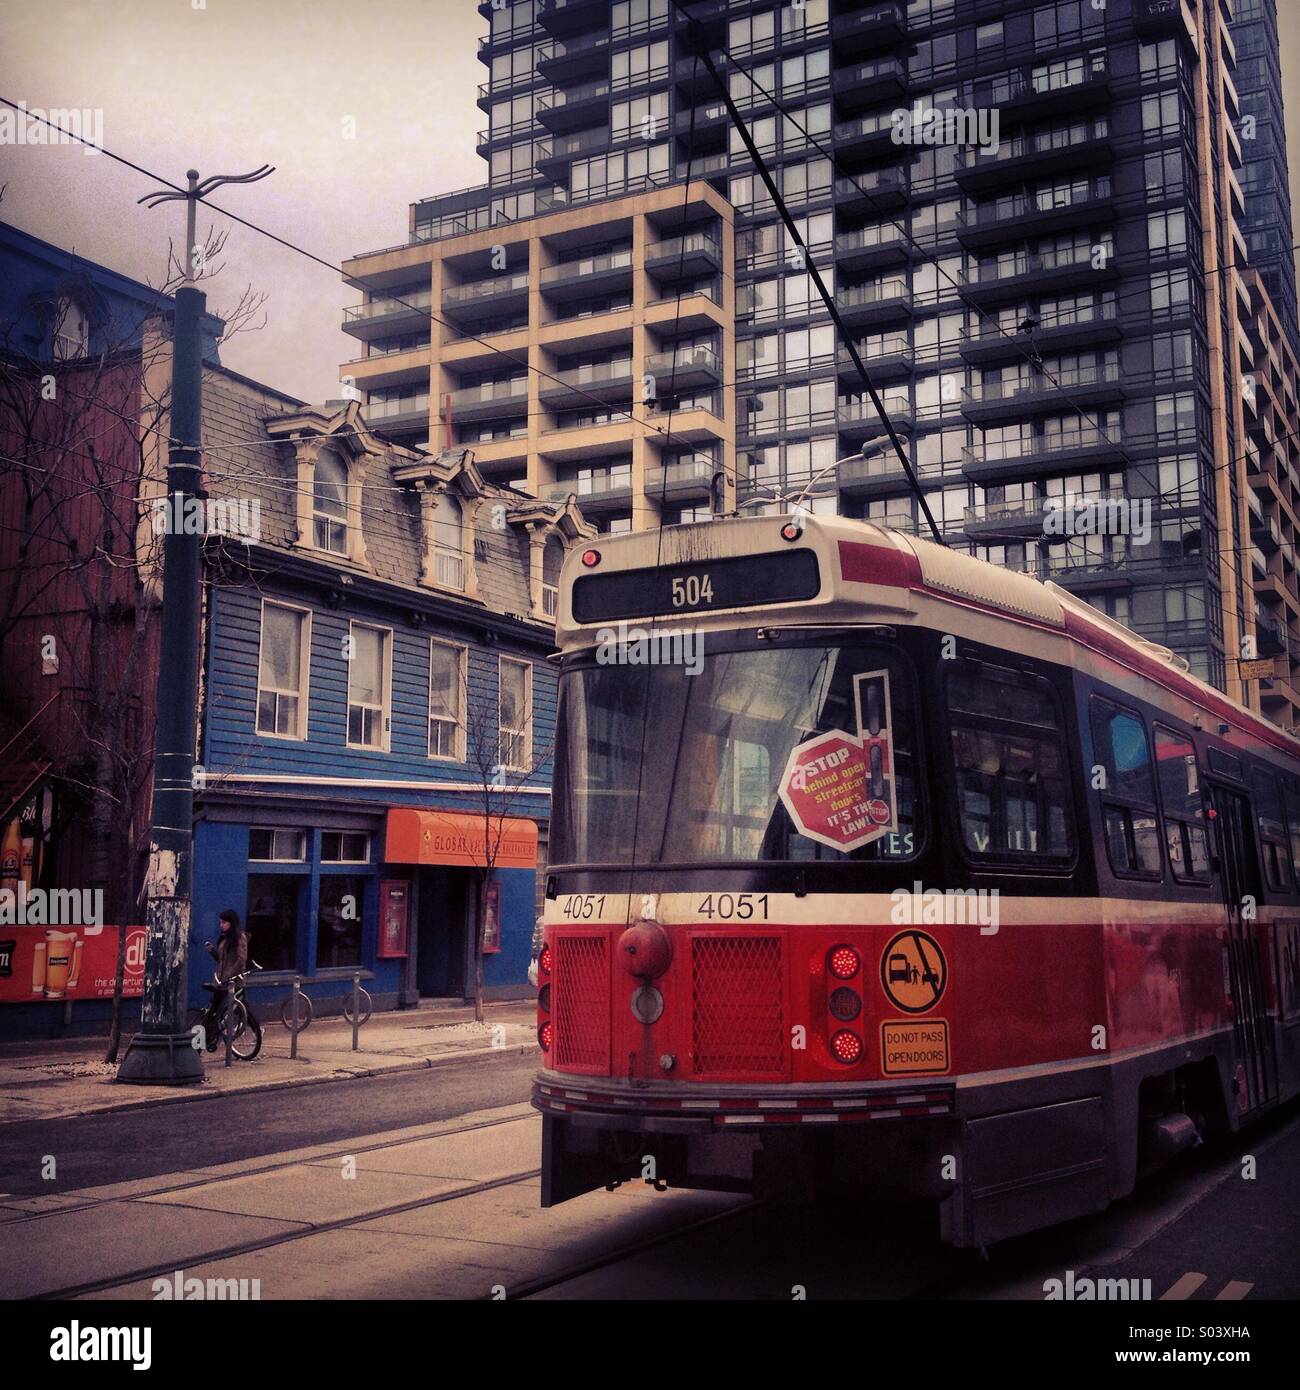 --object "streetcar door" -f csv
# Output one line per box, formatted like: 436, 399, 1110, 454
1208, 783, 1277, 1112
